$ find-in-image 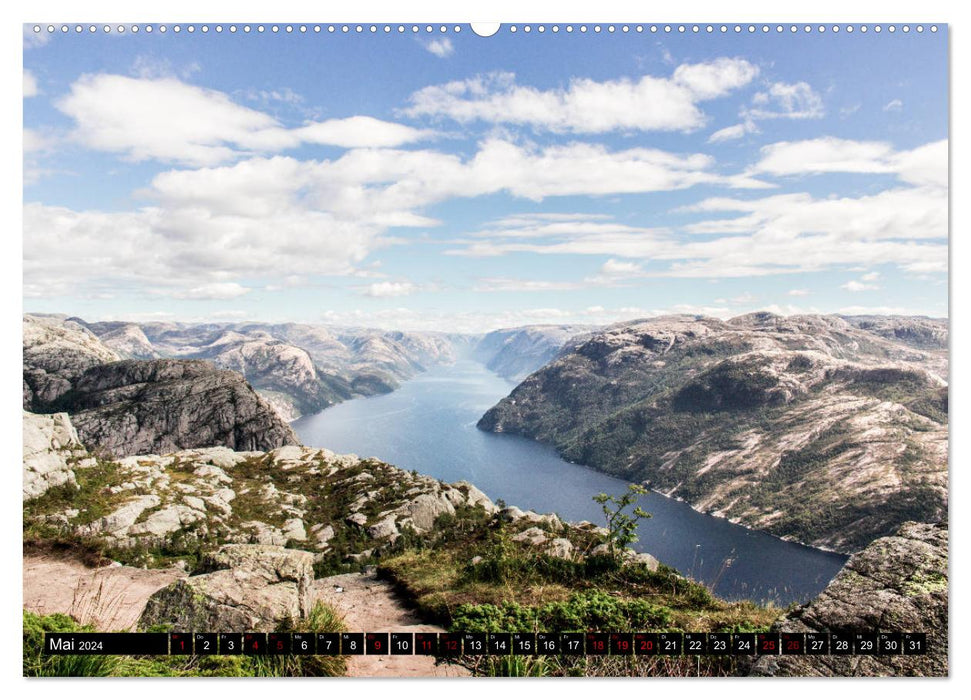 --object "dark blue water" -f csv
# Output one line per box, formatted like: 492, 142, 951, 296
293, 360, 847, 604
